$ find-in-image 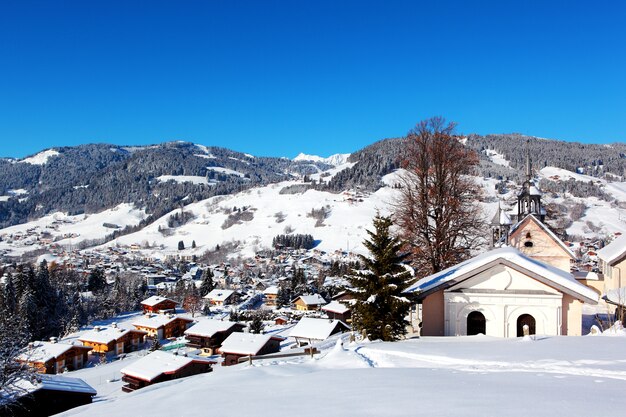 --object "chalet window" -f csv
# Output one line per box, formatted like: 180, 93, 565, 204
524, 241, 534, 247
